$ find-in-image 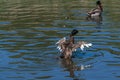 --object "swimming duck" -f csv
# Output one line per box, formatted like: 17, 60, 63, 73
56, 29, 92, 59
87, 1, 103, 17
